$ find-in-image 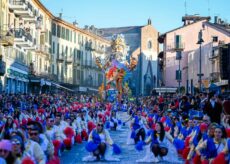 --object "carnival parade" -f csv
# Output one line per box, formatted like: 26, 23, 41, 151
0, 0, 230, 163
0, 32, 229, 164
